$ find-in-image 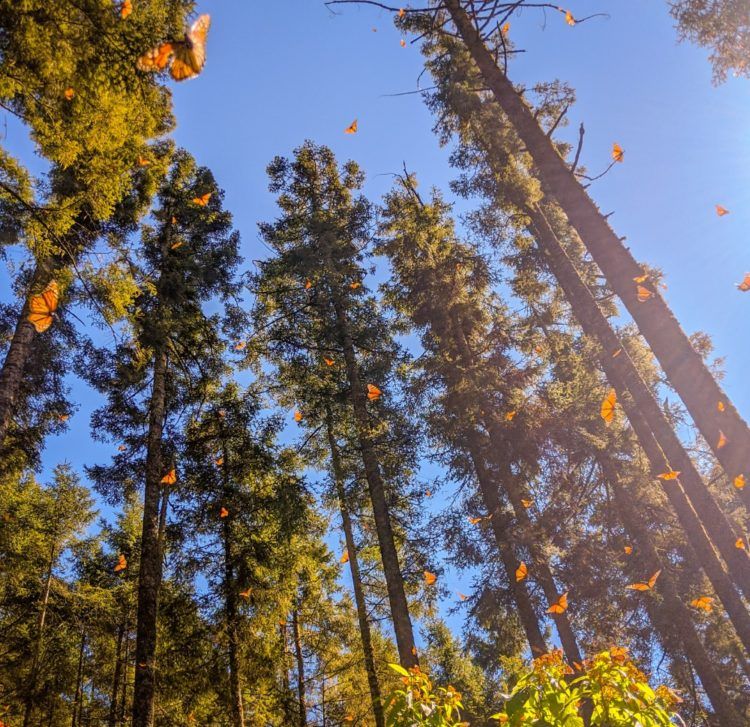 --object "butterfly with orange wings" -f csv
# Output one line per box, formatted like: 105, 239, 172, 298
627, 569, 661, 592
27, 280, 59, 333
137, 14, 211, 82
